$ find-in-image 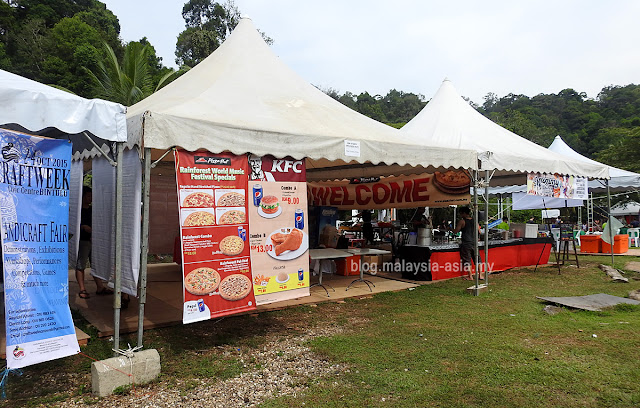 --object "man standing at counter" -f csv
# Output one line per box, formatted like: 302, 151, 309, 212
451, 206, 481, 280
